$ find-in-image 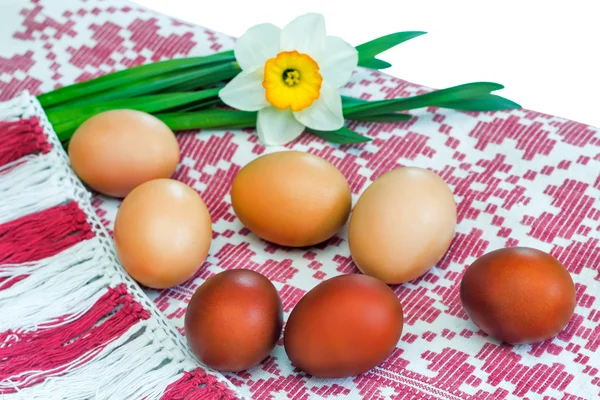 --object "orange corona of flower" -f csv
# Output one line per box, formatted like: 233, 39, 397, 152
262, 51, 323, 112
